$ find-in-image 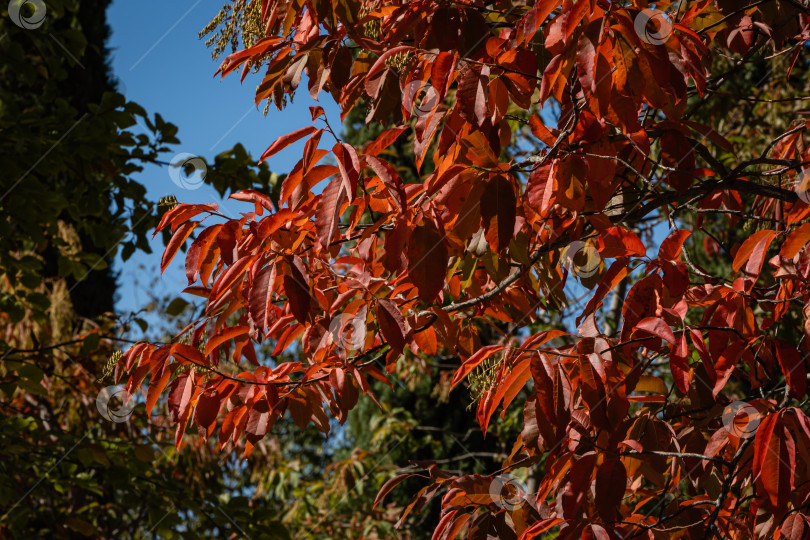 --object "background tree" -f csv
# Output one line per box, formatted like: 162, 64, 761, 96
0, 1, 287, 537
